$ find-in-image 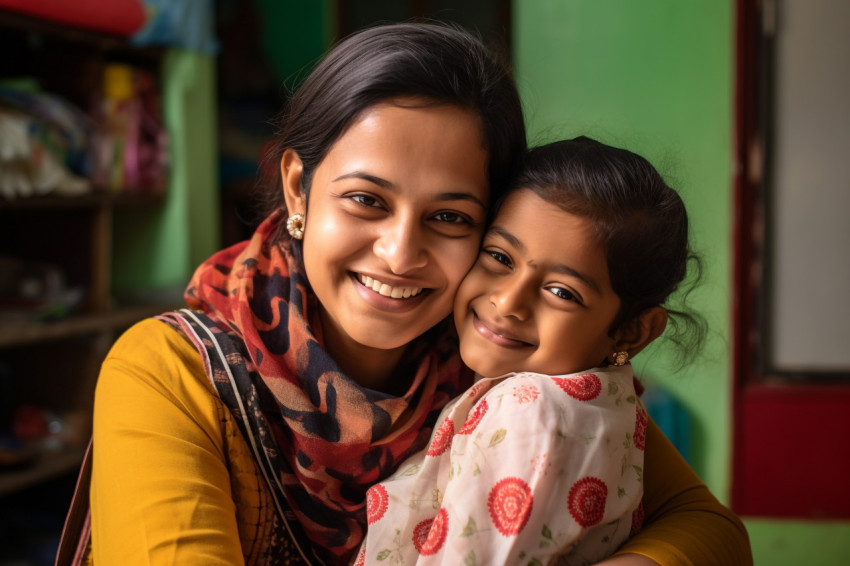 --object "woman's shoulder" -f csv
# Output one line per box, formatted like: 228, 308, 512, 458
98, 315, 217, 407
